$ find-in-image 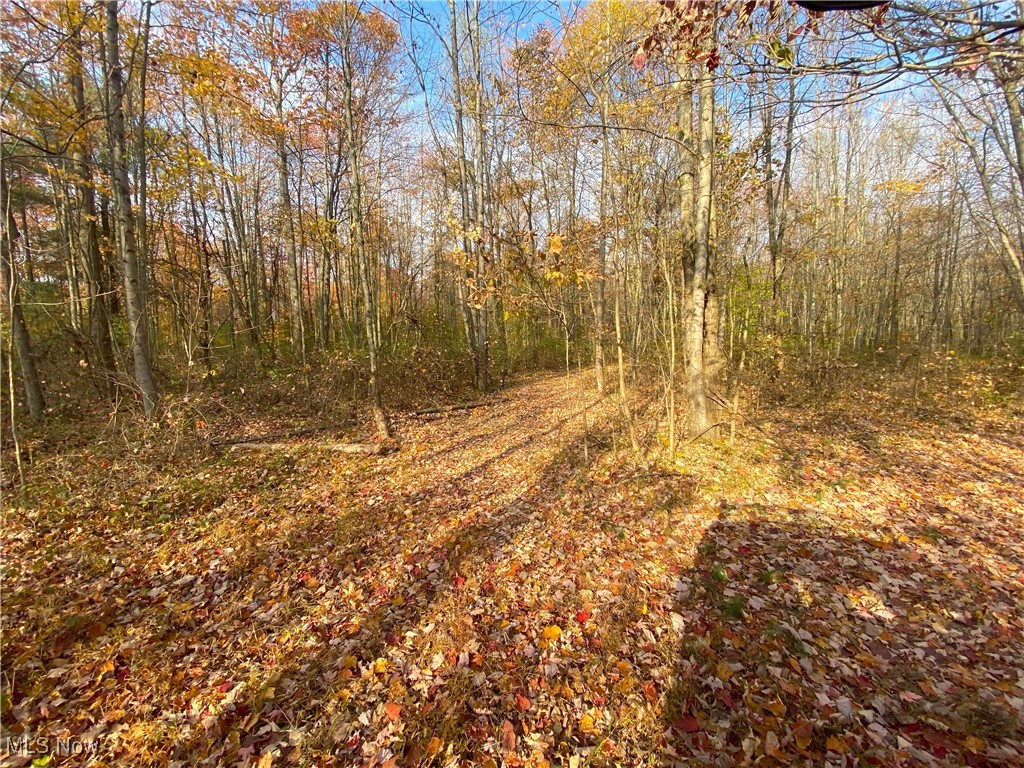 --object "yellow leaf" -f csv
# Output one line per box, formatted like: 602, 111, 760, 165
579, 713, 596, 733
766, 699, 786, 717
341, 655, 358, 670
542, 625, 562, 643
548, 233, 564, 255
715, 661, 733, 682
962, 735, 985, 753
825, 735, 847, 753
